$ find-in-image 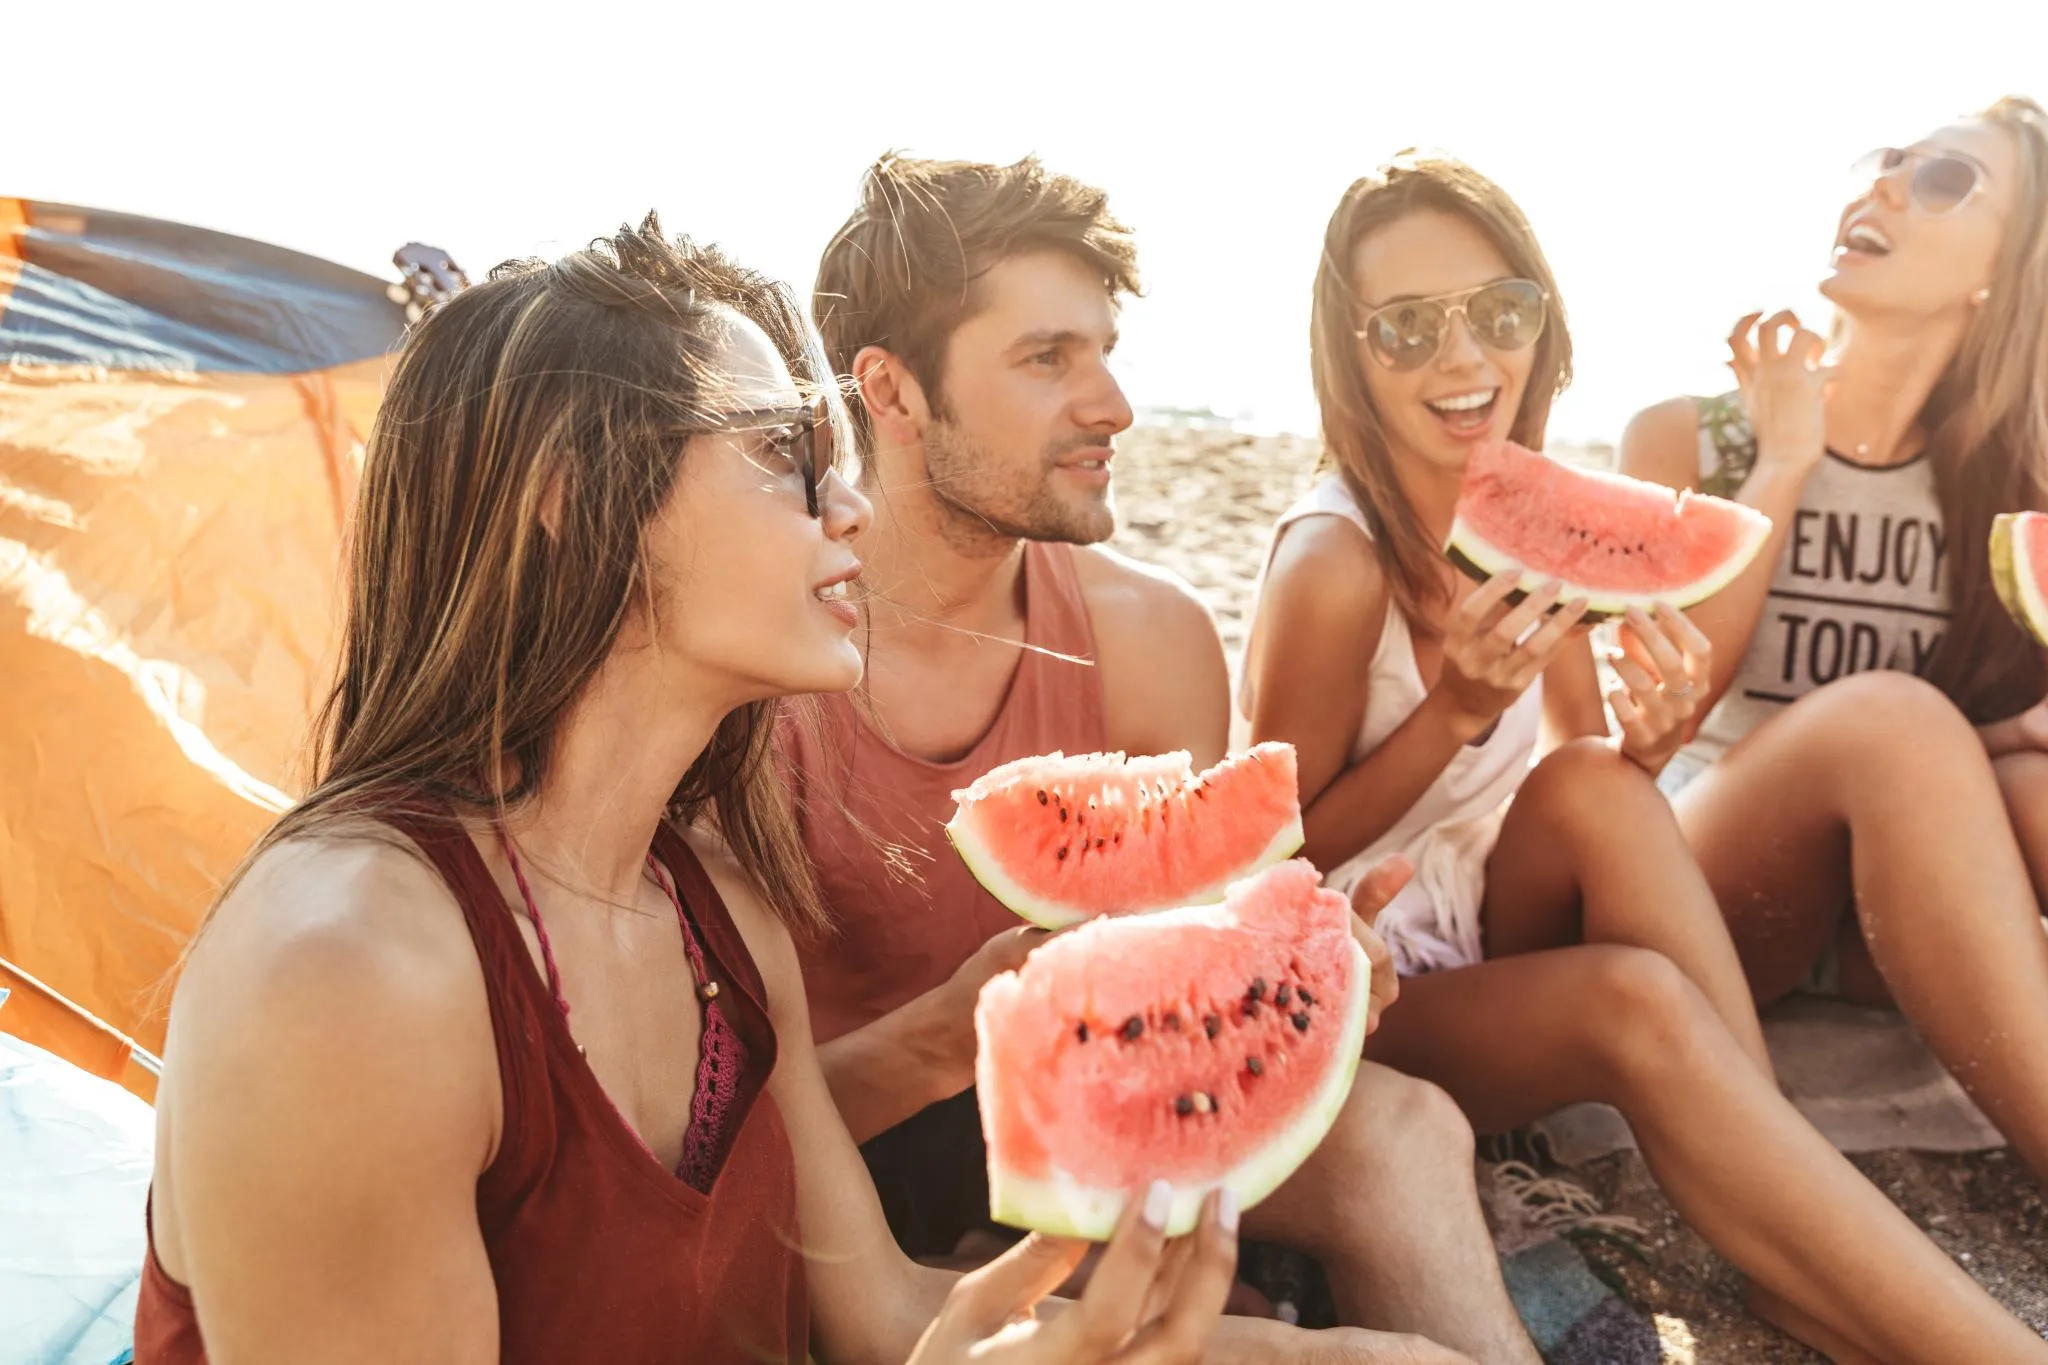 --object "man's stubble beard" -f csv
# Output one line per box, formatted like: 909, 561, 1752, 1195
920, 413, 1116, 553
